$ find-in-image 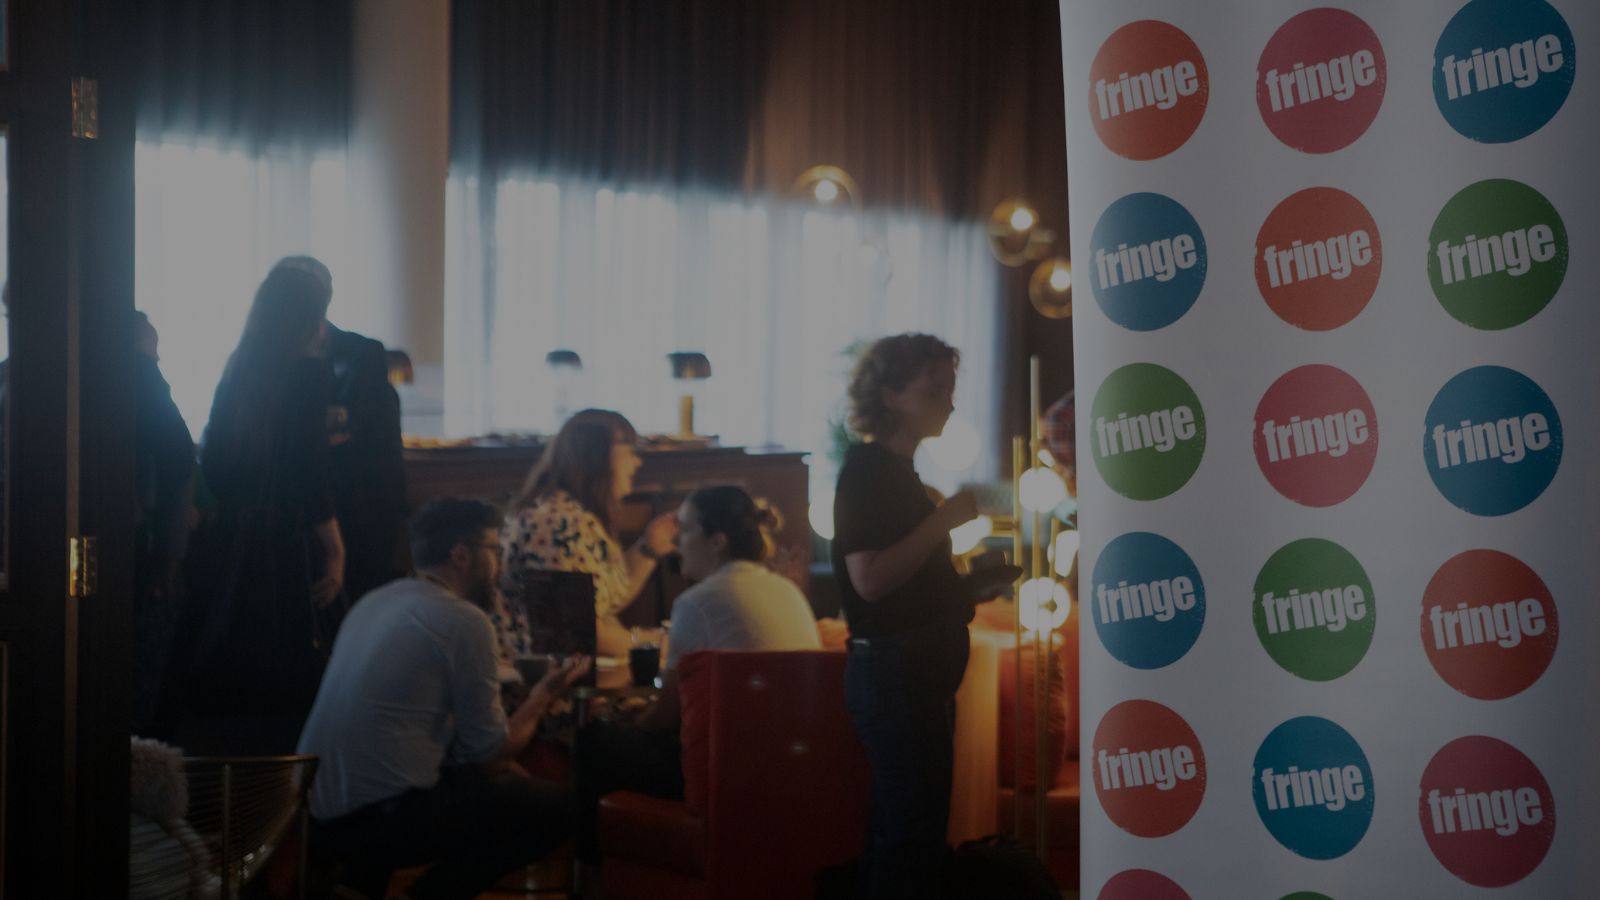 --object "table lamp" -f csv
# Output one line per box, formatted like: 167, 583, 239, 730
386, 349, 414, 386
546, 349, 583, 428
667, 352, 712, 438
